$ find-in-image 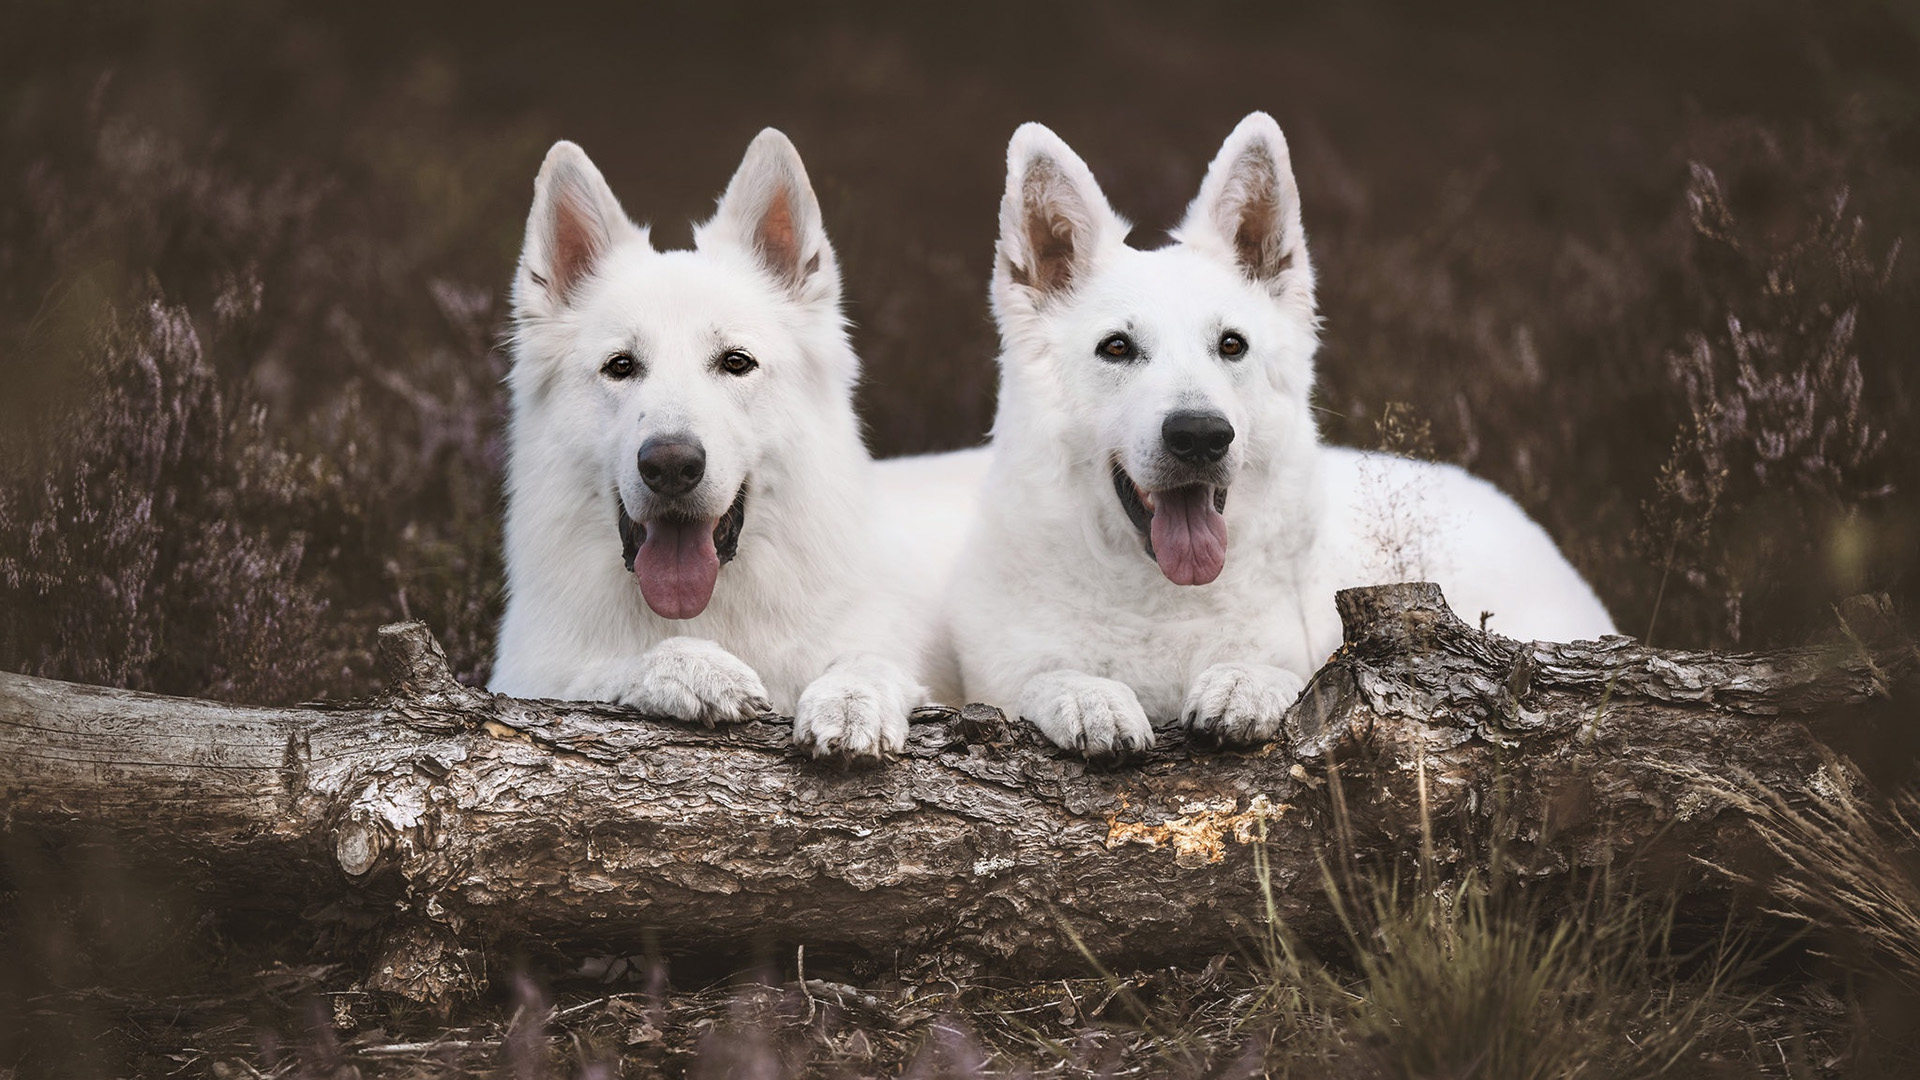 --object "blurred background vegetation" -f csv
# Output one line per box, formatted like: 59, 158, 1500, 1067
2, 0, 1916, 702
2, 0, 1919, 1074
